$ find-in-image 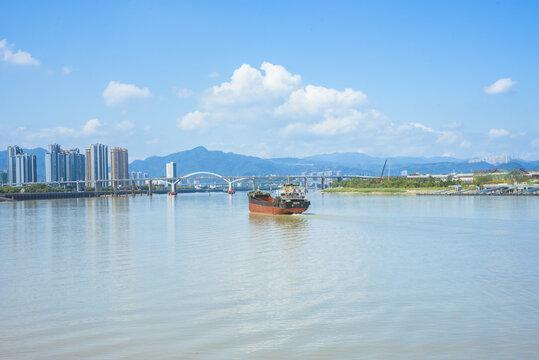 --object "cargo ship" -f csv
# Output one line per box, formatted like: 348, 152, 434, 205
248, 183, 310, 215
